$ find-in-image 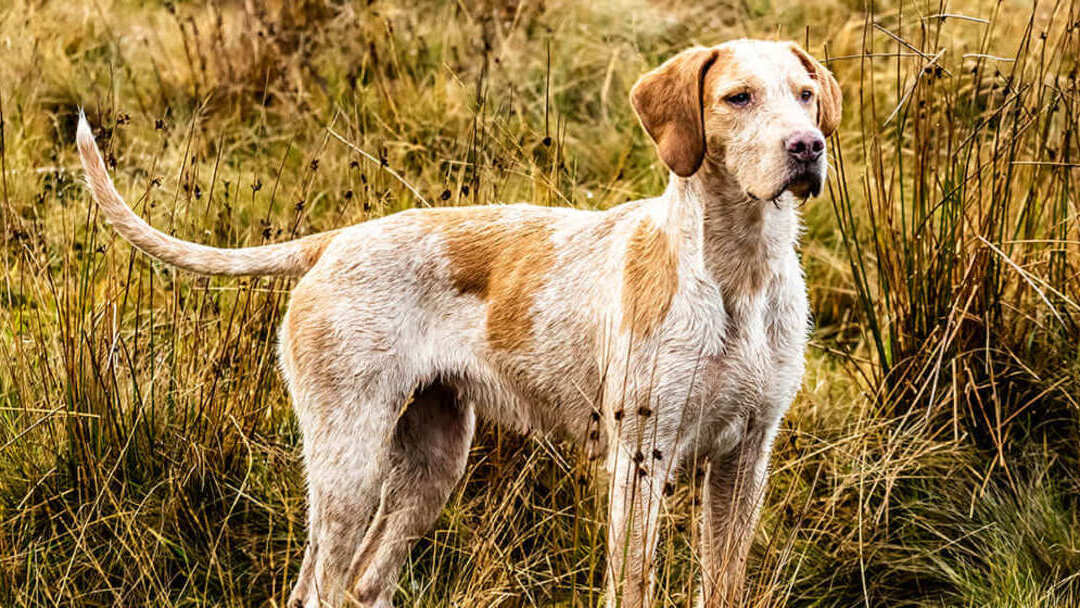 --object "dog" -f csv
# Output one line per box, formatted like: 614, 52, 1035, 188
77, 38, 840, 608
